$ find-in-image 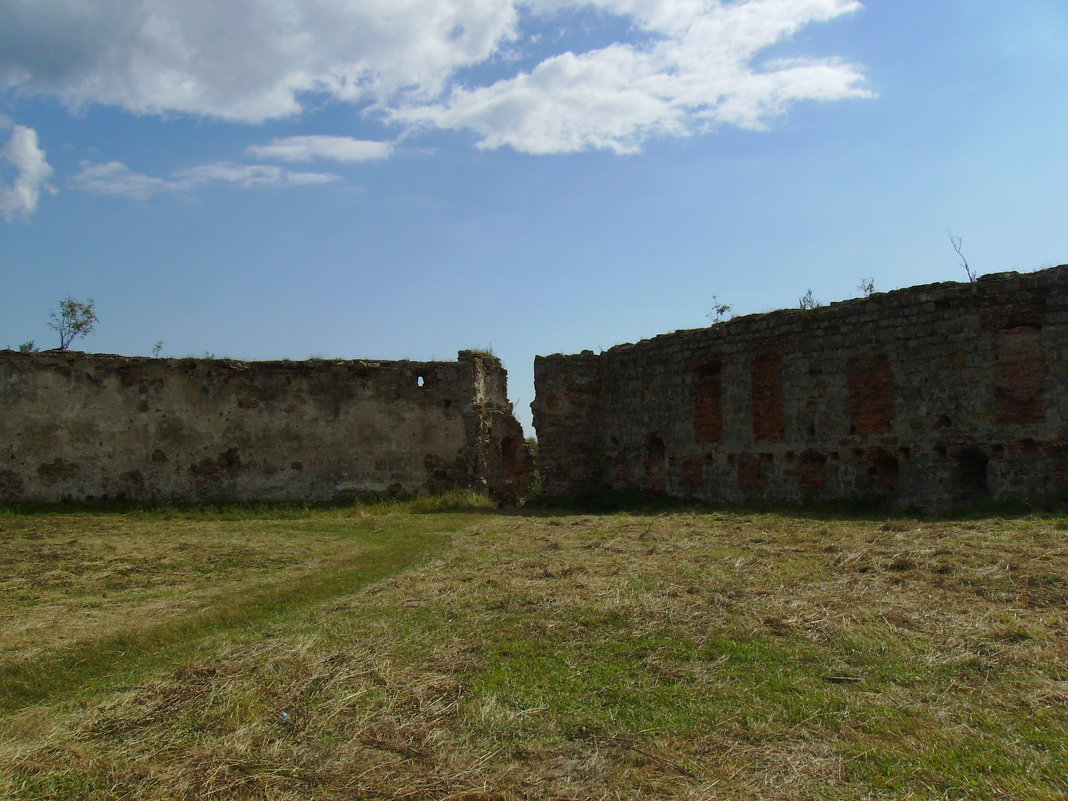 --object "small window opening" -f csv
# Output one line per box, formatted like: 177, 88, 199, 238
645, 434, 665, 460
642, 434, 666, 491
956, 447, 990, 499
500, 436, 519, 460
868, 450, 899, 492
694, 360, 722, 379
